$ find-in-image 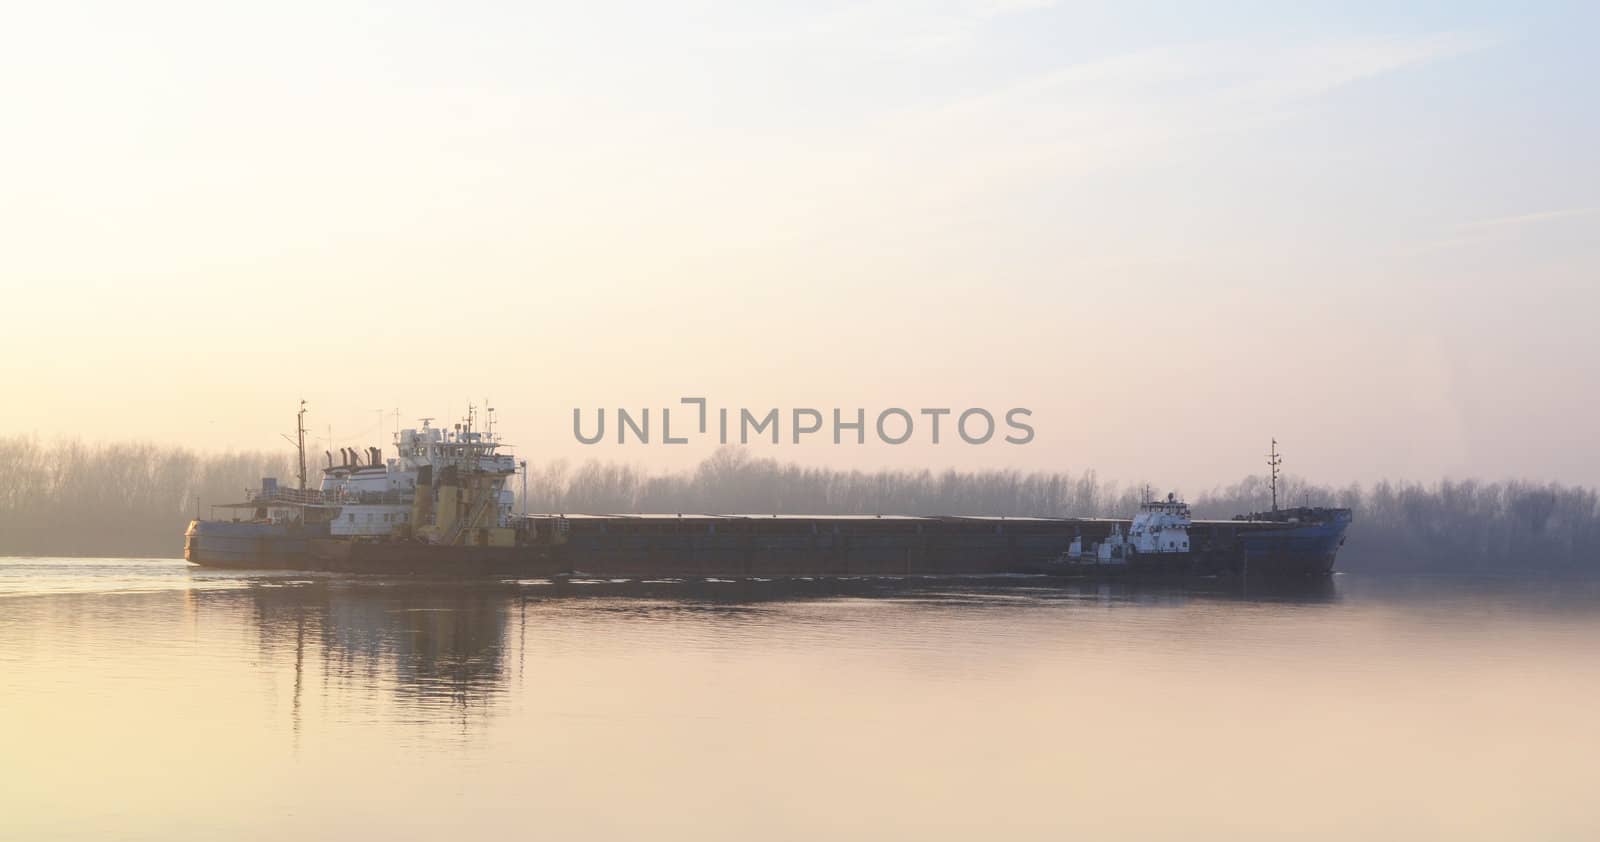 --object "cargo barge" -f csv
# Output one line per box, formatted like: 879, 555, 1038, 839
186, 408, 1350, 579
